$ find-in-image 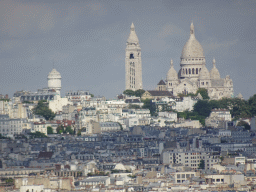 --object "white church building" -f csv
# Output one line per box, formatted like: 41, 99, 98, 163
125, 22, 234, 100
165, 22, 234, 100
